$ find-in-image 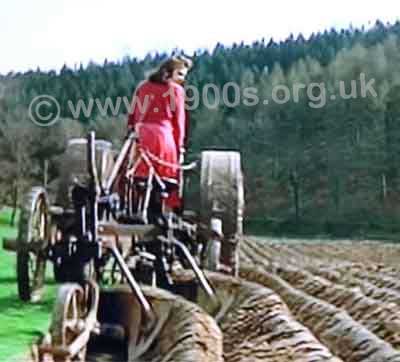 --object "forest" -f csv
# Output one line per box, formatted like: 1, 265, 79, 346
1, 20, 400, 236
